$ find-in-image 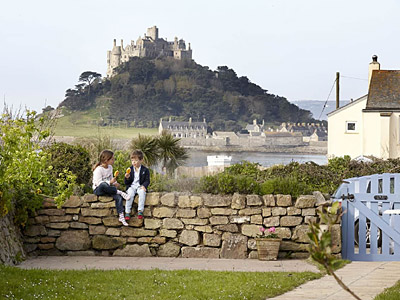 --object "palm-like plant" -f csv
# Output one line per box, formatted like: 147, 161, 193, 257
129, 134, 159, 167
157, 131, 189, 174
